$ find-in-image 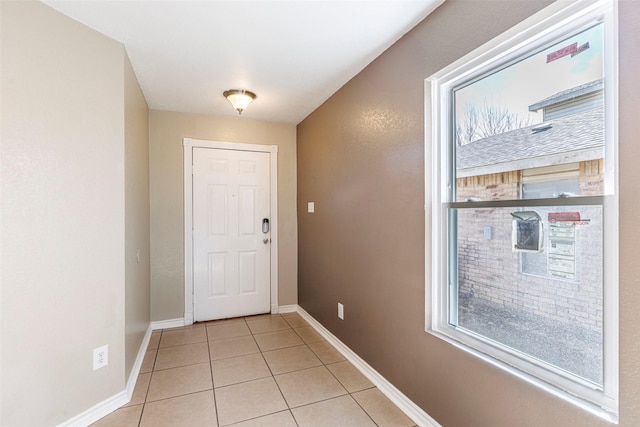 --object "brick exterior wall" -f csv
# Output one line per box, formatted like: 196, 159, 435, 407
580, 159, 605, 196
456, 161, 604, 333
456, 171, 520, 202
